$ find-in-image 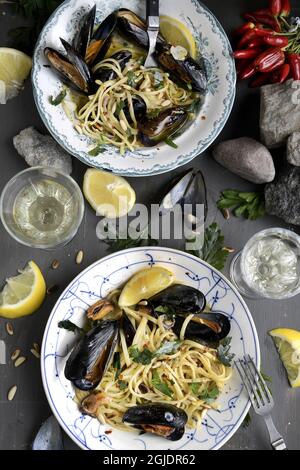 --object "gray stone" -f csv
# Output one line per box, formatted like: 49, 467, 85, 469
13, 127, 72, 175
260, 79, 300, 148
265, 165, 300, 225
287, 132, 300, 166
212, 137, 275, 184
